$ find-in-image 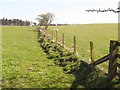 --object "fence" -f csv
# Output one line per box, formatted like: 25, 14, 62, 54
90, 40, 120, 81
38, 27, 120, 81
39, 28, 77, 54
